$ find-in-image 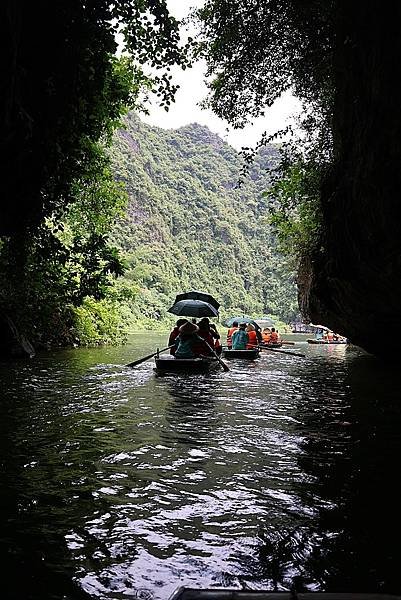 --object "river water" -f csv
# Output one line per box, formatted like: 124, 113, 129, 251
1, 333, 401, 600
